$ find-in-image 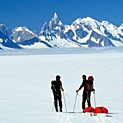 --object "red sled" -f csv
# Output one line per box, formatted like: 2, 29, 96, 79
84, 106, 95, 113
94, 106, 108, 114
